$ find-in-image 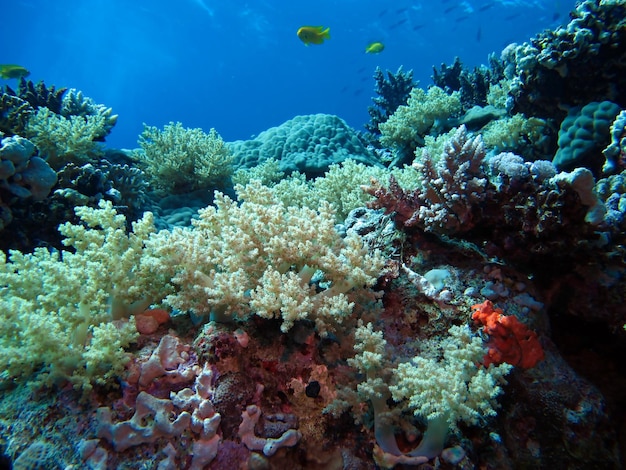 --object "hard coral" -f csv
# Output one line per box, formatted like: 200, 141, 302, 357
471, 300, 544, 369
365, 125, 488, 235
365, 66, 416, 140
15, 78, 68, 114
